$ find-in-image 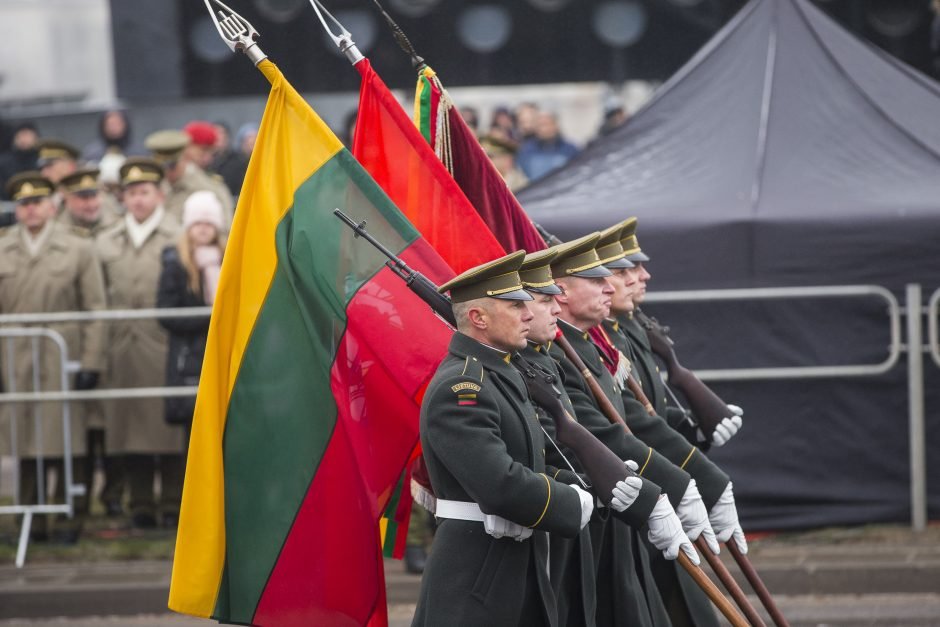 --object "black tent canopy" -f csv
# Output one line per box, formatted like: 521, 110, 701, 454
519, 0, 940, 290
518, 0, 940, 529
